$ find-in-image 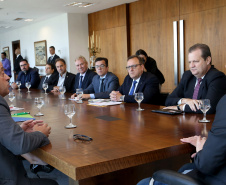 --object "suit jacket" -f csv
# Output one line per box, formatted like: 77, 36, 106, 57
185, 94, 226, 185
16, 68, 40, 89
38, 73, 58, 92
47, 54, 60, 73
14, 55, 23, 74
145, 57, 165, 84
0, 96, 49, 185
84, 72, 119, 99
49, 72, 76, 92
165, 66, 226, 114
118, 72, 160, 103
73, 69, 96, 93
